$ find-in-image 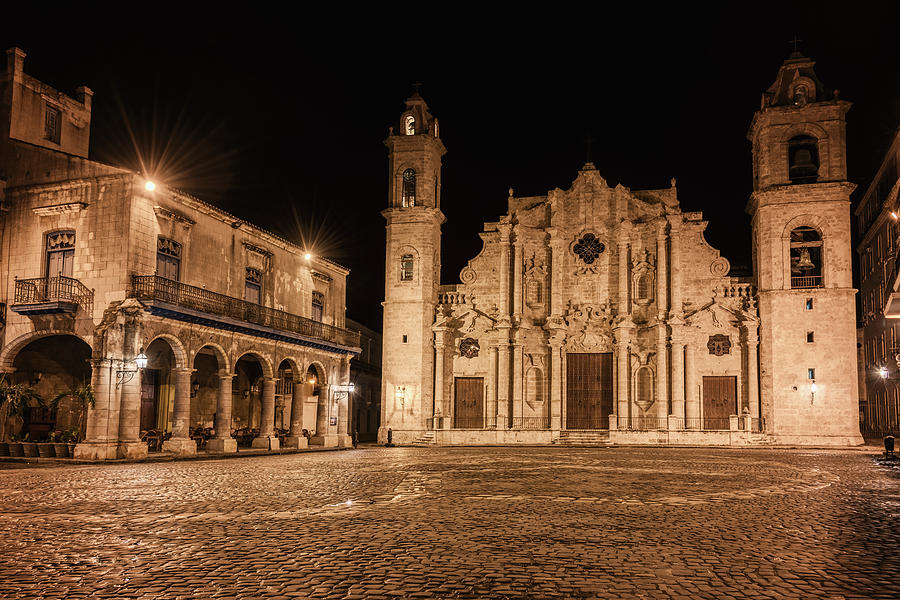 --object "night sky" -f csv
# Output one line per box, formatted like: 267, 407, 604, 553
4, 9, 900, 331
